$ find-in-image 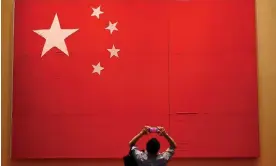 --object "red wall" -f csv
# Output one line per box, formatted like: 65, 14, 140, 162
11, 0, 259, 158
2, 0, 276, 165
